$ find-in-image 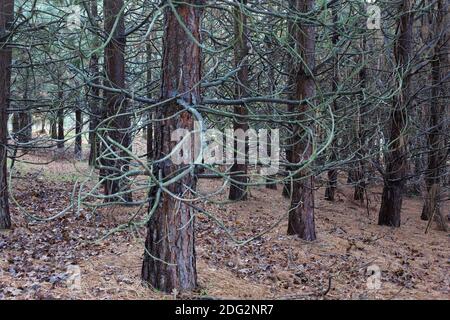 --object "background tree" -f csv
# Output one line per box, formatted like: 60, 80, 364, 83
0, 0, 13, 229
229, 0, 250, 201
287, 0, 317, 241
378, 0, 414, 227
102, 0, 132, 202
421, 0, 448, 231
